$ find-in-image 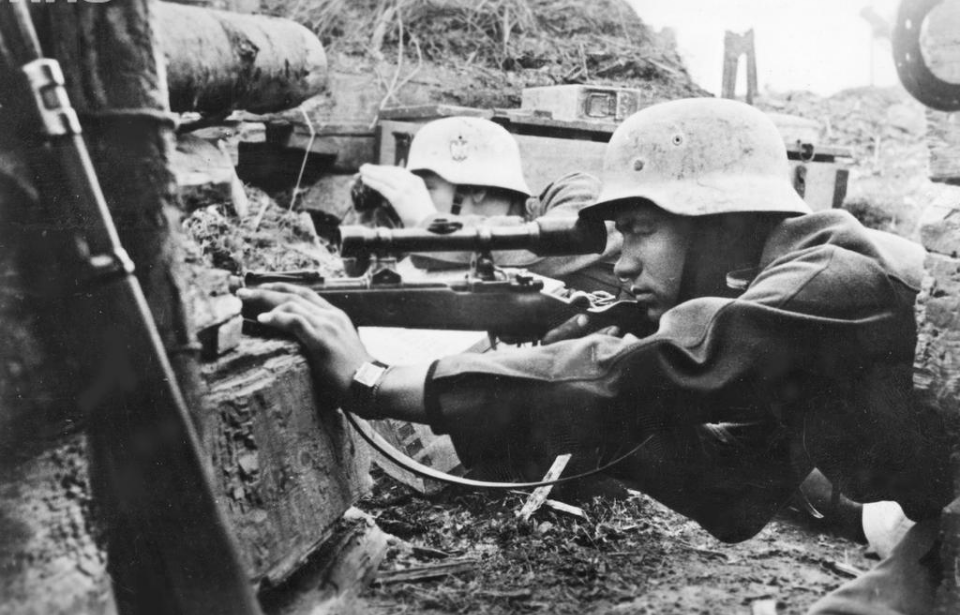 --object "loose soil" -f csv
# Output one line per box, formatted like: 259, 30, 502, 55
350, 476, 873, 615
